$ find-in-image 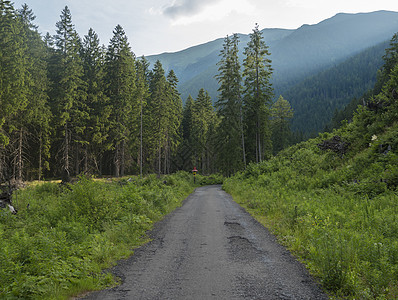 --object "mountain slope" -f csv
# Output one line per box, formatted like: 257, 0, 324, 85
147, 10, 398, 135
284, 40, 388, 134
